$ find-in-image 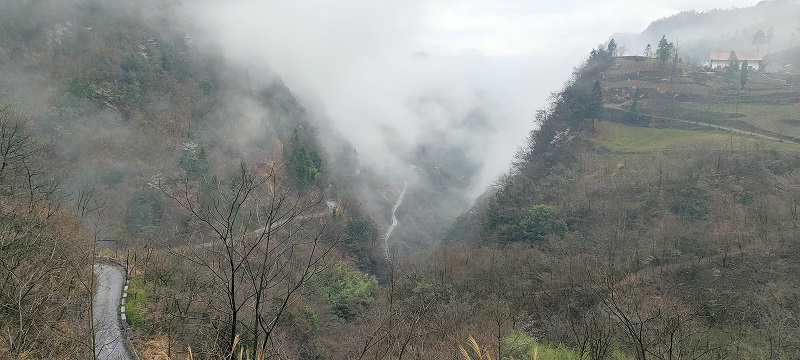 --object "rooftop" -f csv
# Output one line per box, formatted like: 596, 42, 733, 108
710, 52, 763, 61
